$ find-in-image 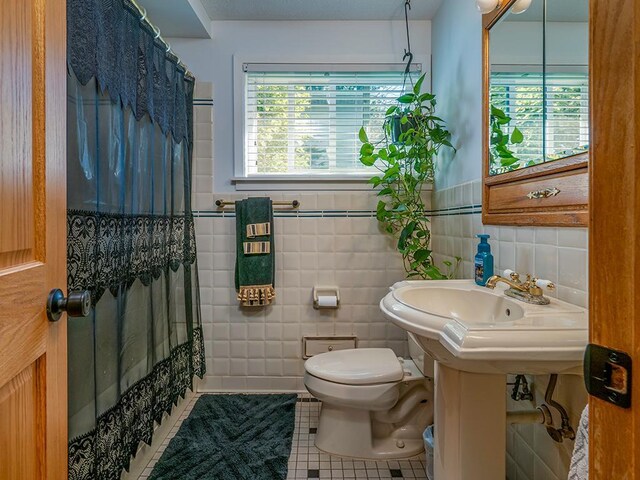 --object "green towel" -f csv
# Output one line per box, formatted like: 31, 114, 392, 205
234, 197, 275, 306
